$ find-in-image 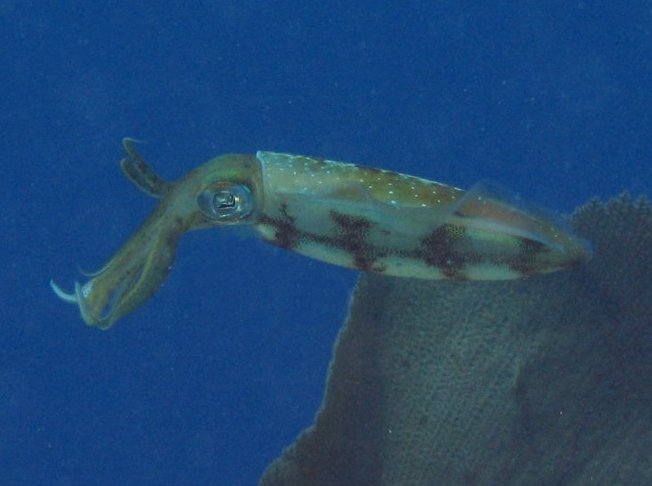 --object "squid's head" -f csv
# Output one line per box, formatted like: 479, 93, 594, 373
51, 139, 262, 328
